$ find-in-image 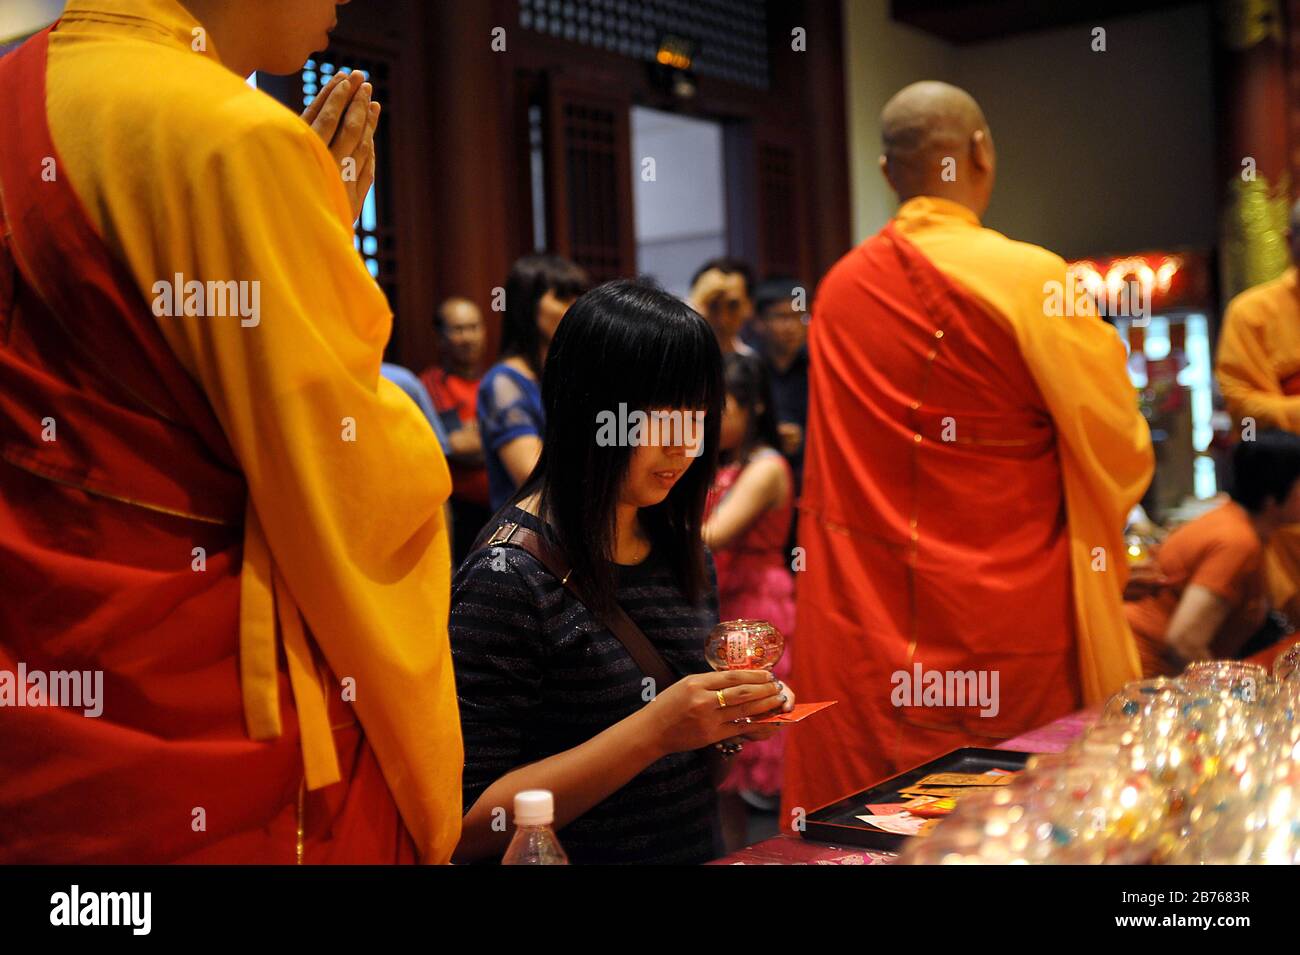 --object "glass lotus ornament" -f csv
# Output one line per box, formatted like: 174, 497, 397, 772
1039, 765, 1166, 864
896, 788, 1054, 865
1179, 660, 1269, 702
902, 760, 1167, 865
1274, 641, 1300, 683
901, 656, 1300, 865
705, 619, 784, 672
1166, 740, 1300, 864
1067, 722, 1137, 761
1101, 677, 1190, 723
